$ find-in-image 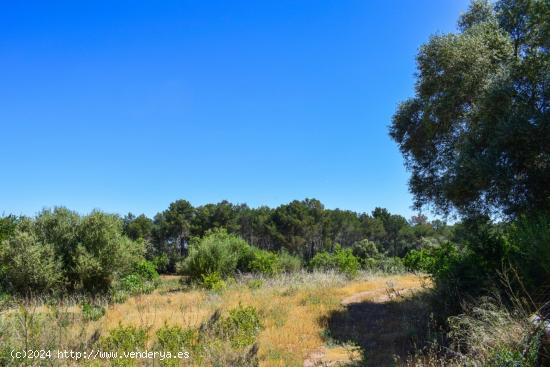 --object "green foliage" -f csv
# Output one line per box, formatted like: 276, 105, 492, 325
219, 305, 262, 348
488, 348, 526, 367
404, 243, 460, 276
351, 239, 379, 260
100, 324, 148, 367
390, 0, 550, 217
179, 229, 252, 280
117, 274, 157, 295
508, 213, 550, 294
360, 255, 406, 273
151, 254, 170, 274
0, 215, 18, 243
309, 245, 360, 277
0, 230, 64, 295
155, 324, 195, 367
248, 250, 280, 275
75, 211, 145, 293
81, 302, 106, 321
200, 272, 227, 291
246, 279, 263, 290
276, 251, 302, 273
133, 260, 159, 281
122, 213, 153, 241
